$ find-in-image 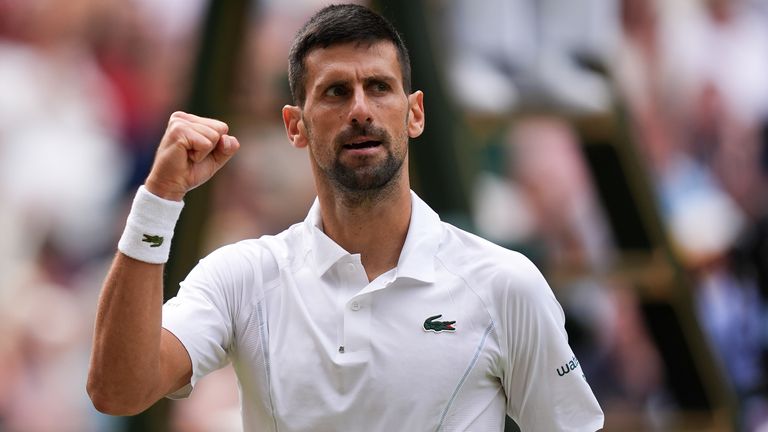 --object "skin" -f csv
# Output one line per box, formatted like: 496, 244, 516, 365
283, 41, 425, 279
87, 112, 239, 415
87, 40, 424, 415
